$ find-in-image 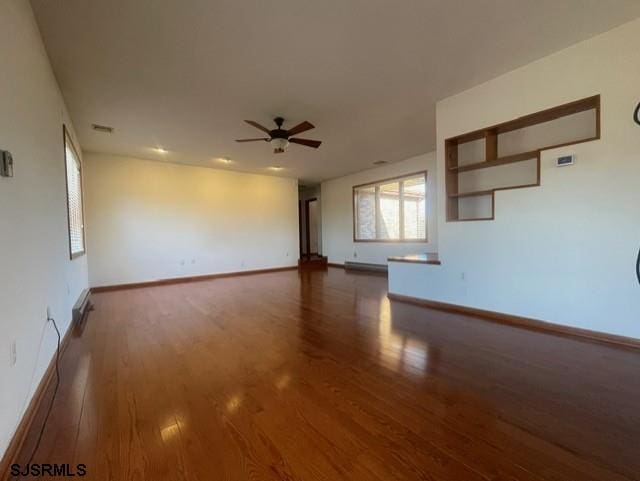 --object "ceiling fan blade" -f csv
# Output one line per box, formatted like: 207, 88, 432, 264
244, 120, 272, 135
287, 121, 315, 137
235, 138, 269, 142
289, 138, 322, 149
